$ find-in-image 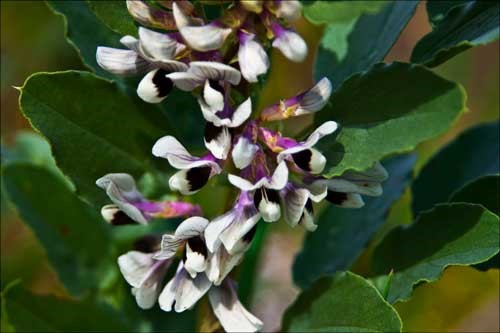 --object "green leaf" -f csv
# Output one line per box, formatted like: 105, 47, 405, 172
411, 1, 500, 67
412, 122, 499, 214
450, 175, 499, 216
1, 131, 73, 189
19, 71, 170, 206
450, 175, 500, 271
314, 1, 418, 86
87, 0, 137, 37
426, 0, 469, 26
47, 0, 123, 79
372, 203, 500, 303
293, 154, 416, 289
304, 1, 390, 25
1, 282, 130, 332
282, 272, 402, 332
316, 62, 466, 178
2, 164, 111, 297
